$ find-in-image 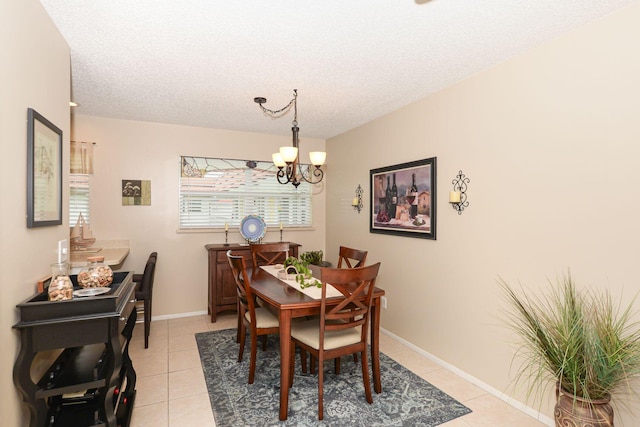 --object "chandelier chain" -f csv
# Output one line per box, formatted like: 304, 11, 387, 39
257, 89, 298, 124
